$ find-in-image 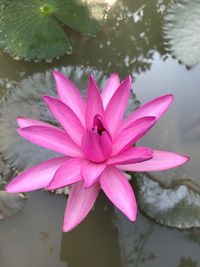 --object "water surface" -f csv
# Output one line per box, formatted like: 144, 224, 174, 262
0, 0, 200, 266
